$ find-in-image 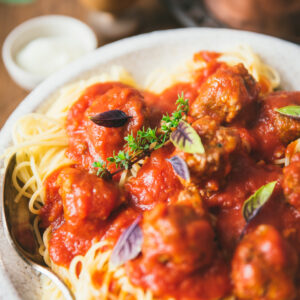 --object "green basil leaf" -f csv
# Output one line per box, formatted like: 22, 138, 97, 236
170, 121, 205, 154
242, 181, 277, 223
276, 106, 300, 119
